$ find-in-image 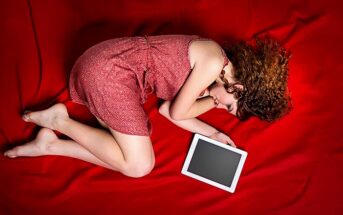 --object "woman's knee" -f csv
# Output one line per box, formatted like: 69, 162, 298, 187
122, 158, 155, 178
107, 127, 155, 178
